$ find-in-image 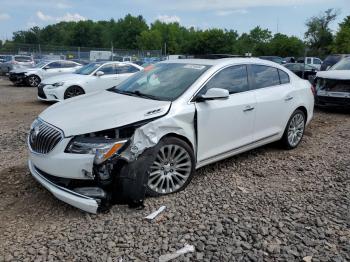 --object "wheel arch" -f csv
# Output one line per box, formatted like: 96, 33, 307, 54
26, 74, 41, 81
160, 133, 195, 154
295, 106, 308, 123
